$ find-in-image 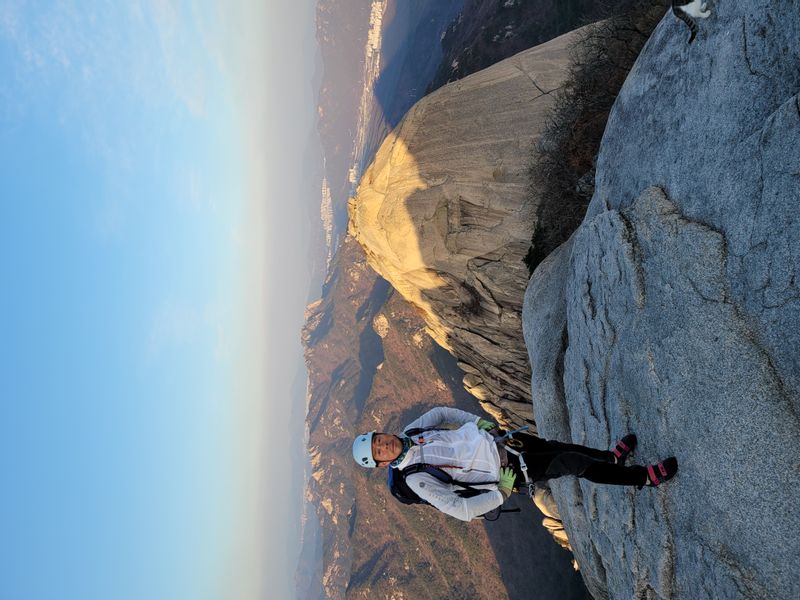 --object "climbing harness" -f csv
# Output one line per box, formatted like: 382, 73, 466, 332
496, 426, 536, 500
